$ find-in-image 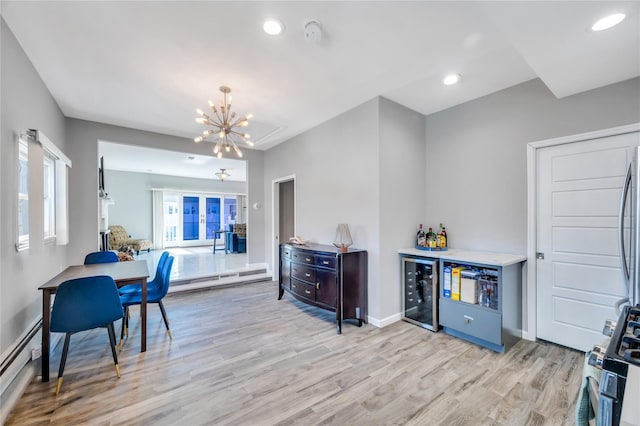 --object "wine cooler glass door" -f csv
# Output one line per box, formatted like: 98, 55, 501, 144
402, 257, 439, 331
